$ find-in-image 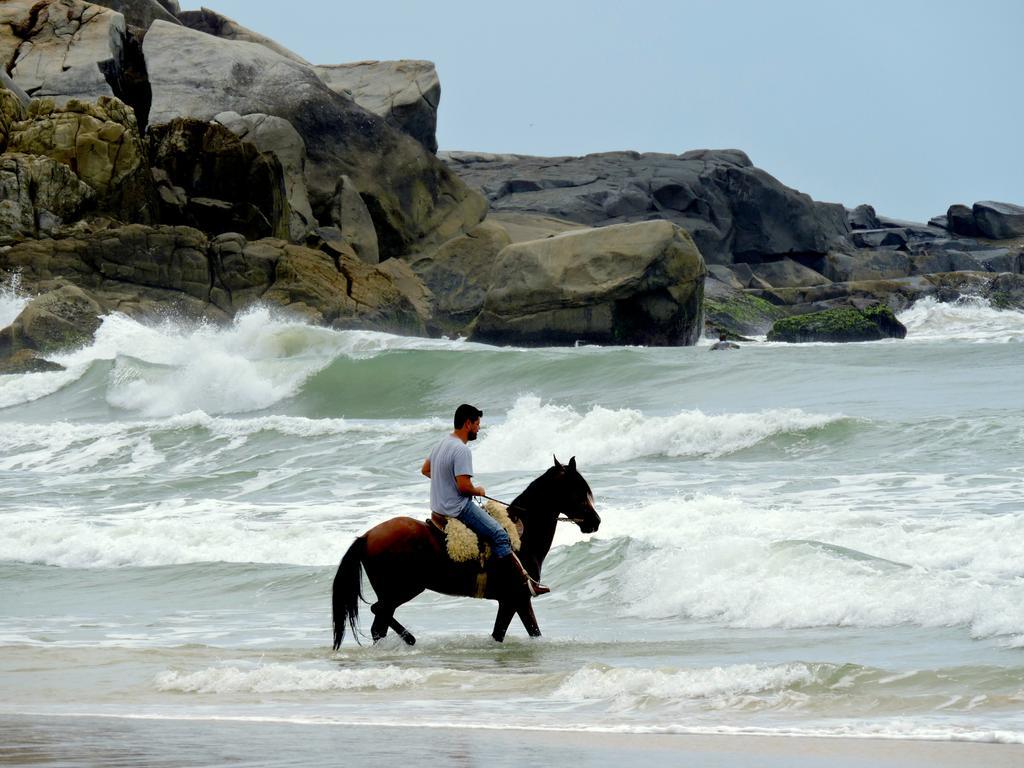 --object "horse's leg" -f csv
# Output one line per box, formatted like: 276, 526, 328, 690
491, 599, 517, 642
516, 599, 541, 637
370, 586, 424, 644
